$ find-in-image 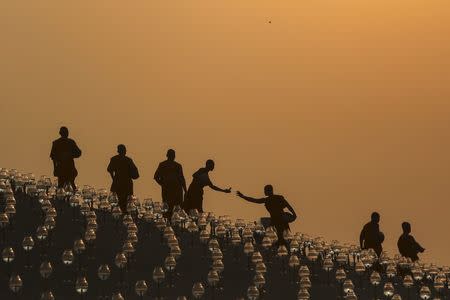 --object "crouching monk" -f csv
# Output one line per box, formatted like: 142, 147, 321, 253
50, 126, 82, 190
236, 185, 297, 245
107, 144, 139, 213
